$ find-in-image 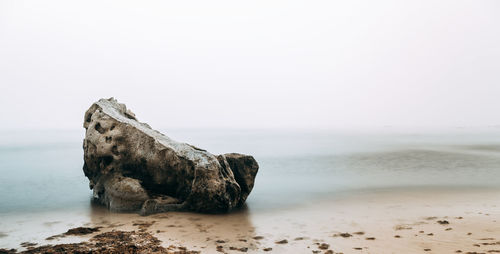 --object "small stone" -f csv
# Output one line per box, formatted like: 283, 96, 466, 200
437, 220, 449, 225
229, 247, 248, 252
318, 243, 329, 250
